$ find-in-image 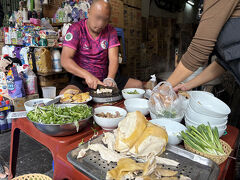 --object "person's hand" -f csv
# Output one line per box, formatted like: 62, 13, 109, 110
85, 74, 104, 89
173, 83, 192, 92
103, 78, 117, 87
